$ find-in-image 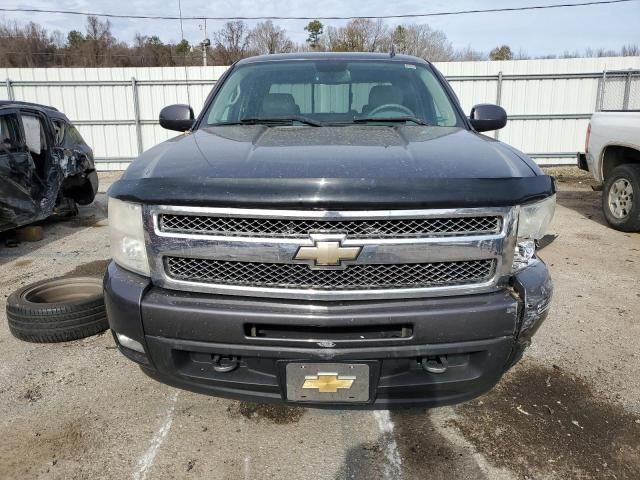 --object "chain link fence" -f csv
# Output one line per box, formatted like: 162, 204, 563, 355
598, 70, 640, 111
